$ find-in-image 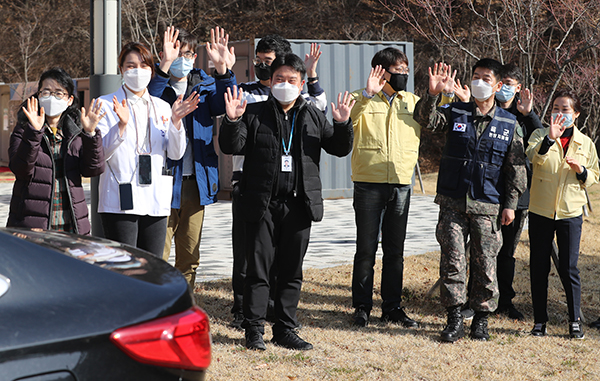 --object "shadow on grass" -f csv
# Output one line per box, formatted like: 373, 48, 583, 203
193, 250, 600, 345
